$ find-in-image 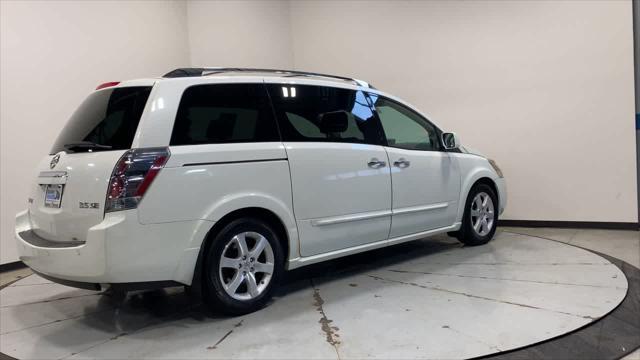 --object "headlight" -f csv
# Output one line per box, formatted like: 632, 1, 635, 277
488, 159, 503, 178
